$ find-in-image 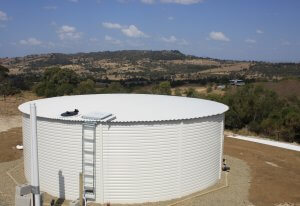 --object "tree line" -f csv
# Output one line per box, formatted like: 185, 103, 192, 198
200, 85, 300, 143
1, 66, 299, 143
